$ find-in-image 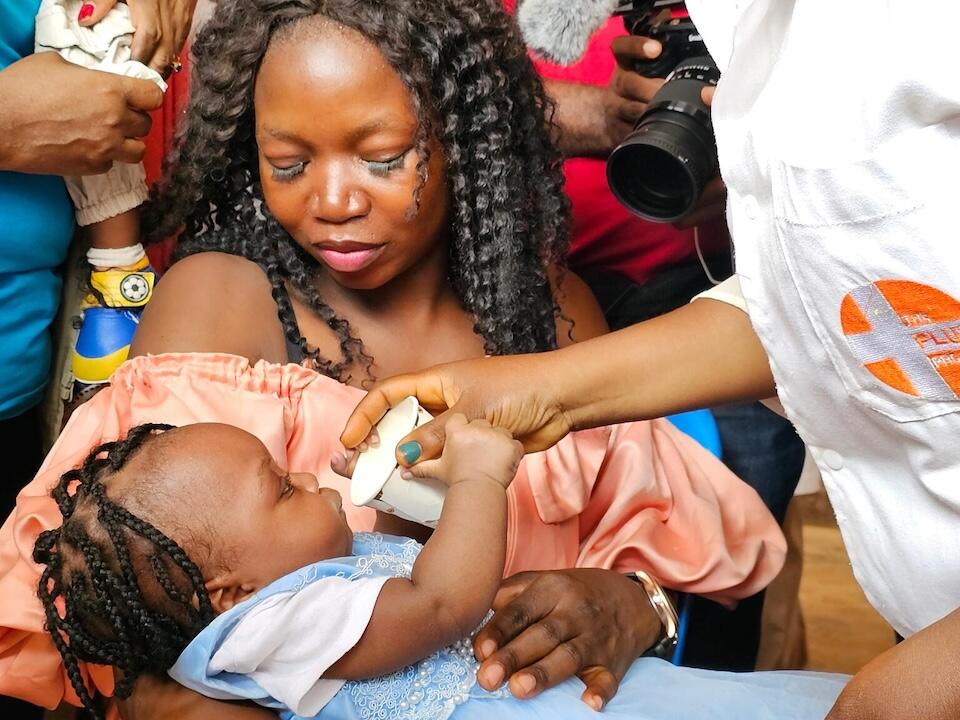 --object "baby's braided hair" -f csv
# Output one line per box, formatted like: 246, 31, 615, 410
33, 424, 214, 720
